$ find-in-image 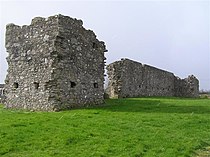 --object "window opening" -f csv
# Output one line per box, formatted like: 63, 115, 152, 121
70, 81, 76, 88
93, 83, 98, 88
13, 82, 18, 89
34, 82, 39, 89
92, 42, 97, 49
